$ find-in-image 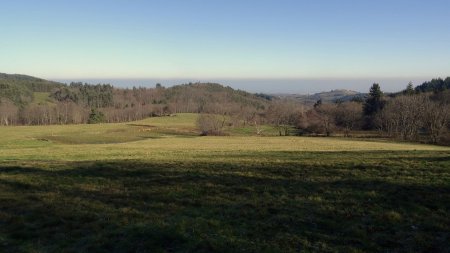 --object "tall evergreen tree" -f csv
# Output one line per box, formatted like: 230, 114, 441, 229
364, 83, 384, 115
363, 83, 384, 129
403, 82, 415, 95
